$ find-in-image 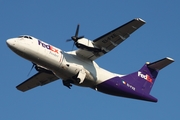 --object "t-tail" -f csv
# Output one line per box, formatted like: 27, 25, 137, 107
121, 57, 174, 102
